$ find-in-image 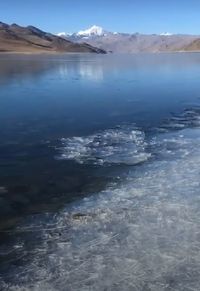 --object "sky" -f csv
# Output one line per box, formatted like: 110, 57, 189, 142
1, 0, 200, 35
